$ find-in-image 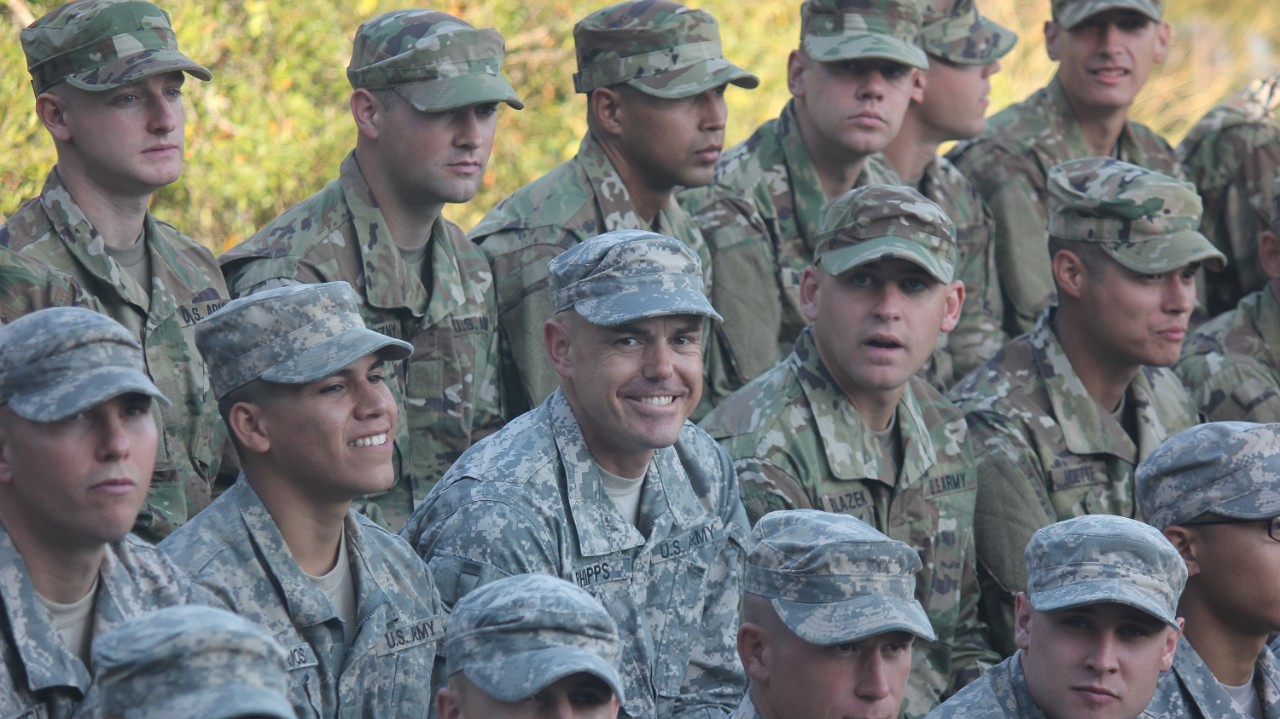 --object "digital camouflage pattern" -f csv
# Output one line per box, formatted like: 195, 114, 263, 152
919, 0, 1016, 64
727, 695, 765, 719
0, 246, 100, 325
800, 0, 928, 68
221, 155, 503, 530
1146, 636, 1280, 719
1177, 288, 1280, 422
925, 653, 1053, 718
401, 390, 749, 719
1051, 0, 1162, 28
159, 479, 446, 719
813, 184, 958, 282
1, 170, 229, 542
